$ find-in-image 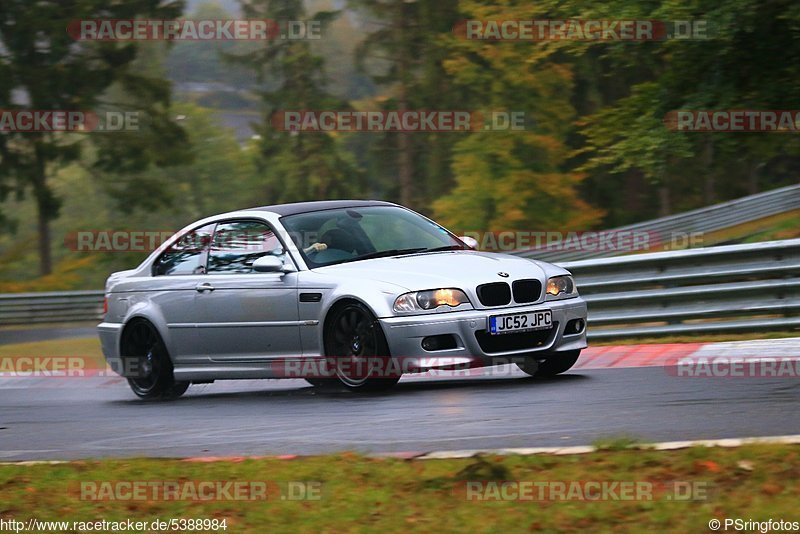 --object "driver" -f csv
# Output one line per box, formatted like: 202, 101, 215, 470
303, 242, 328, 254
